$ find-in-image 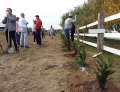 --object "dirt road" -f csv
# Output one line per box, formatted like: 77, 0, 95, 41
0, 36, 73, 92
